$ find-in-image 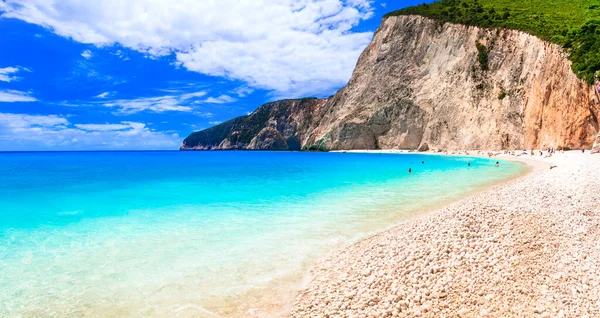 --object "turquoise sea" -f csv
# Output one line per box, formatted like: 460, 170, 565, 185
0, 151, 526, 317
